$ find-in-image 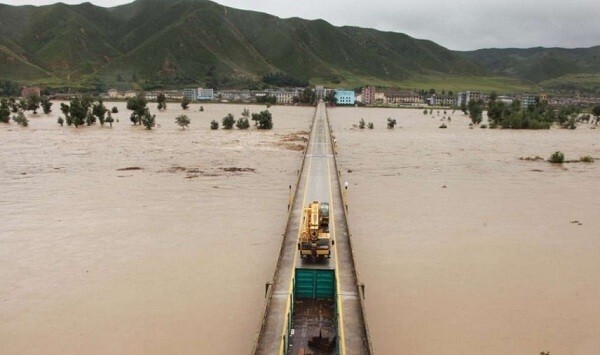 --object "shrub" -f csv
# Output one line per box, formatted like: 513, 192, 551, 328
580, 156, 595, 163
222, 113, 235, 129
175, 115, 191, 130
367, 122, 374, 129
210, 120, 219, 130
549, 151, 565, 164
